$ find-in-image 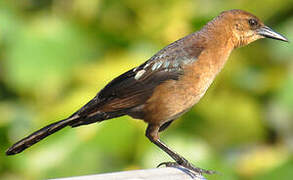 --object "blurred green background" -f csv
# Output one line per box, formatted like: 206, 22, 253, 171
0, 0, 292, 179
